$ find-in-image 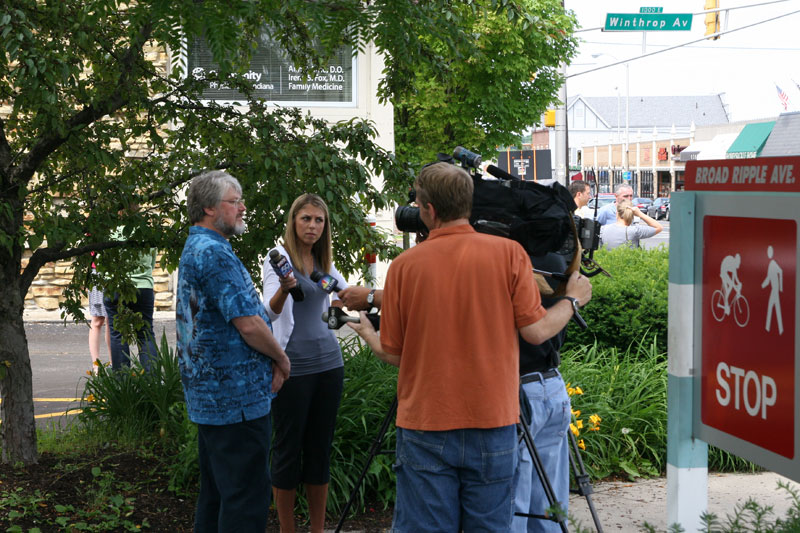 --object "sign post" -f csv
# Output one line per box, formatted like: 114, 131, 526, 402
667, 156, 800, 531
